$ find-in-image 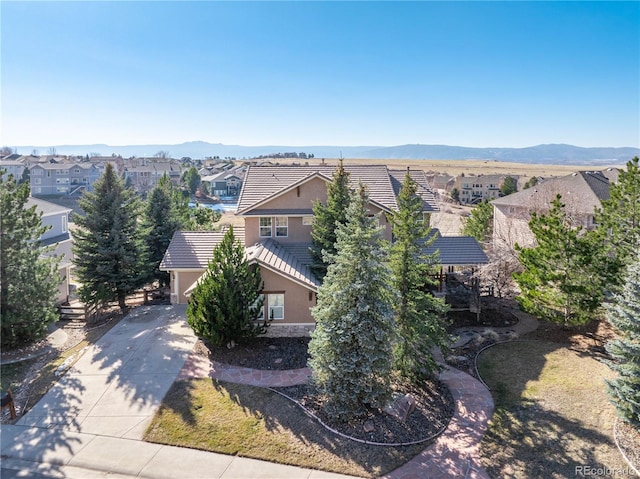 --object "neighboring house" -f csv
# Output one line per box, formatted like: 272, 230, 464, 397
0, 160, 26, 181
491, 170, 613, 249
124, 161, 182, 193
161, 164, 487, 336
202, 170, 244, 197
29, 163, 101, 196
454, 174, 516, 204
27, 197, 73, 304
